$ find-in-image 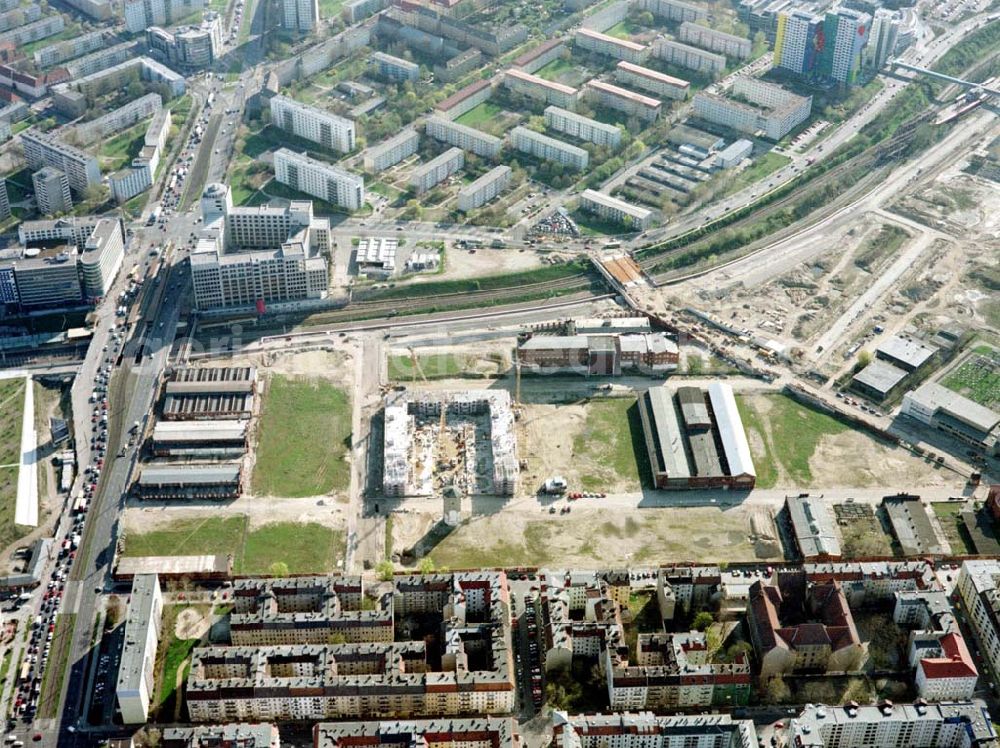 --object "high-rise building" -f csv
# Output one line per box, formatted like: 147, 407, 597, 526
20, 130, 101, 194
0, 179, 9, 222
818, 7, 871, 85
123, 0, 205, 33
867, 8, 899, 71
32, 167, 73, 216
774, 9, 824, 75
272, 149, 365, 210
282, 0, 318, 32
115, 574, 163, 724
269, 95, 356, 153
